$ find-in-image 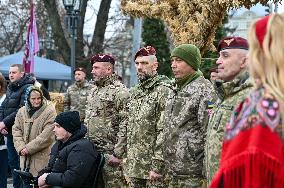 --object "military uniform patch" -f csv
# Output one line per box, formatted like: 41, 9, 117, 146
207, 101, 215, 117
